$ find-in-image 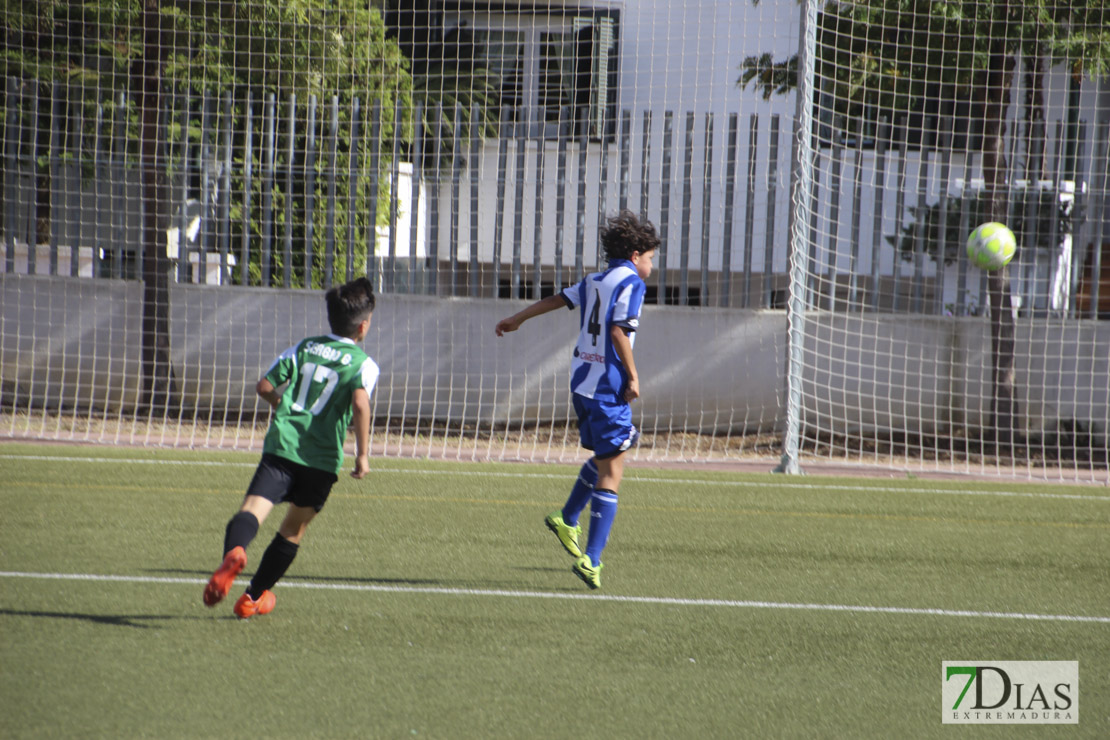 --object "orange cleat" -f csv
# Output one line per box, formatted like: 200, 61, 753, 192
233, 590, 276, 619
203, 546, 247, 607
